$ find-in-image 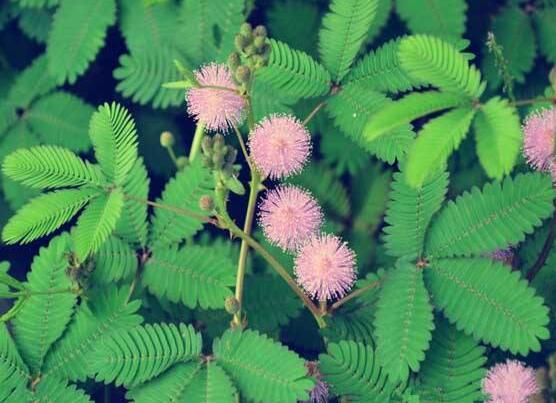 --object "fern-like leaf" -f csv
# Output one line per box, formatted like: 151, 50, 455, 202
26, 91, 93, 152
256, 39, 332, 99
213, 329, 314, 403
318, 0, 378, 81
149, 160, 214, 249
417, 317, 486, 402
73, 188, 124, 261
375, 261, 434, 382
89, 103, 139, 186
398, 35, 485, 98
6, 55, 57, 110
17, 7, 52, 44
46, 0, 116, 84
91, 323, 201, 387
2, 145, 105, 189
345, 38, 425, 94
425, 258, 550, 354
482, 7, 536, 88
363, 91, 464, 141
0, 324, 30, 402
42, 286, 142, 381
114, 157, 150, 247
474, 97, 521, 179
12, 234, 77, 374
535, 7, 556, 63
32, 376, 92, 403
384, 168, 448, 258
2, 188, 99, 244
92, 236, 138, 284
425, 173, 555, 258
405, 106, 476, 188
396, 0, 467, 41
319, 340, 399, 402
143, 245, 235, 309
